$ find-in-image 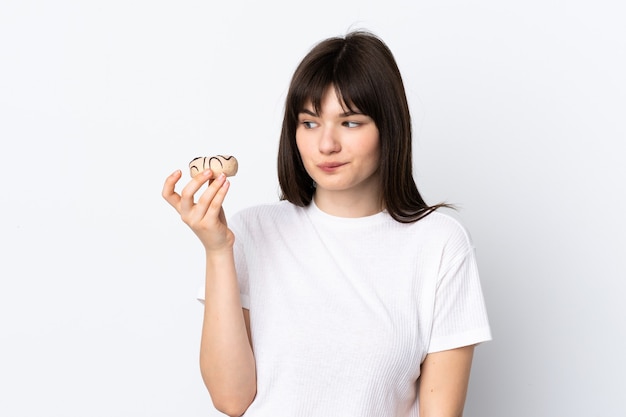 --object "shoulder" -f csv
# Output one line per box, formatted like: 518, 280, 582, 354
230, 200, 298, 220
407, 210, 476, 261
229, 200, 303, 233
411, 210, 473, 242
